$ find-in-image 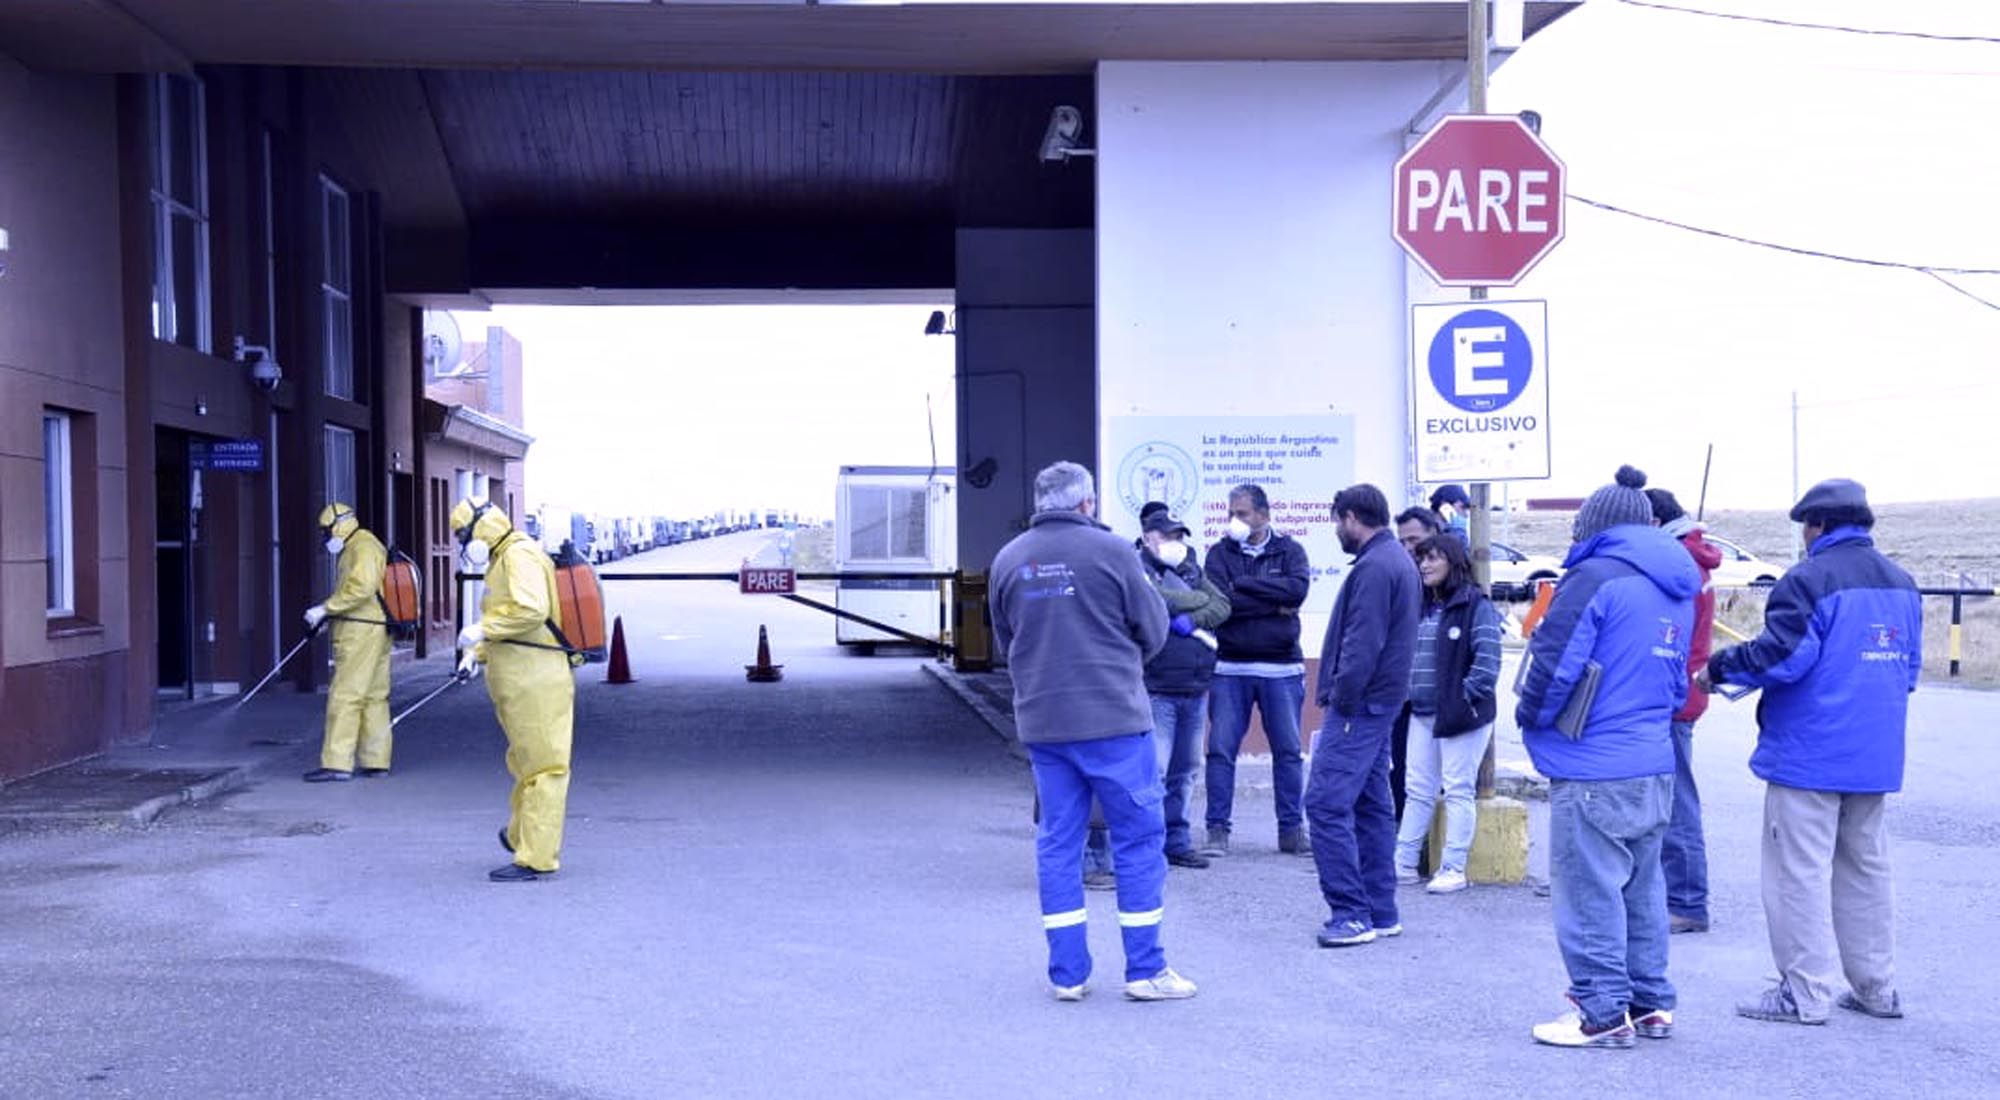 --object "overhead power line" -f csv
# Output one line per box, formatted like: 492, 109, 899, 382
1568, 194, 2000, 277
1614, 0, 2000, 44
1920, 270, 2000, 313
